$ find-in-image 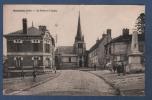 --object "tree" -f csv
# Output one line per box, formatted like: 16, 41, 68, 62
135, 13, 145, 34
